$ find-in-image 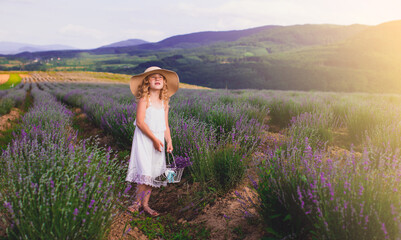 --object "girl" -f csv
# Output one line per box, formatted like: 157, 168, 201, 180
125, 66, 179, 216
